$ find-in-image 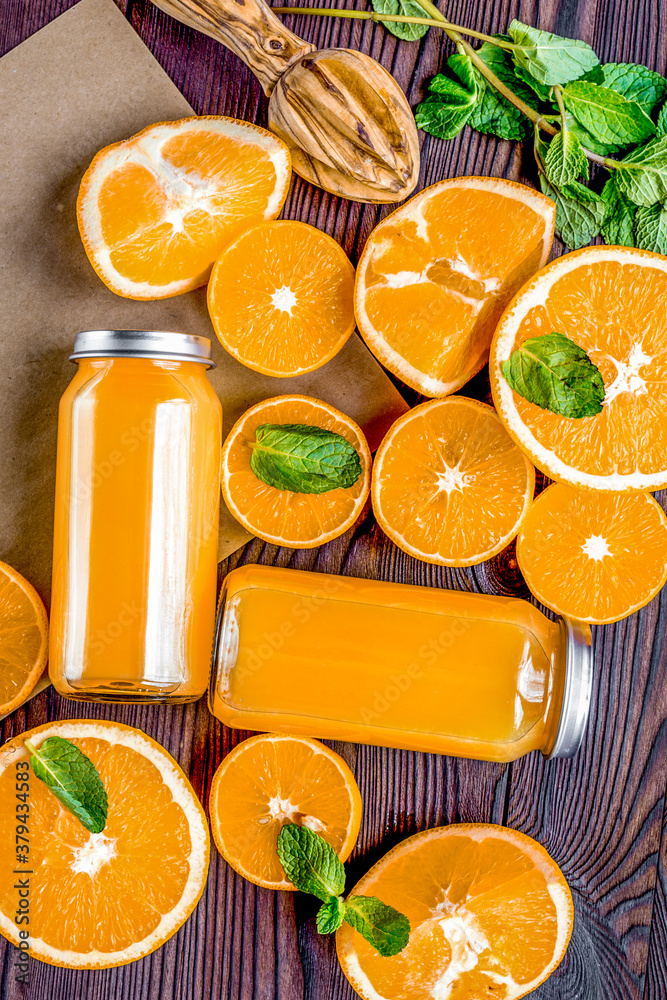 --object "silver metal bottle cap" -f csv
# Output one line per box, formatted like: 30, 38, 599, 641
69, 330, 215, 367
547, 618, 592, 759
